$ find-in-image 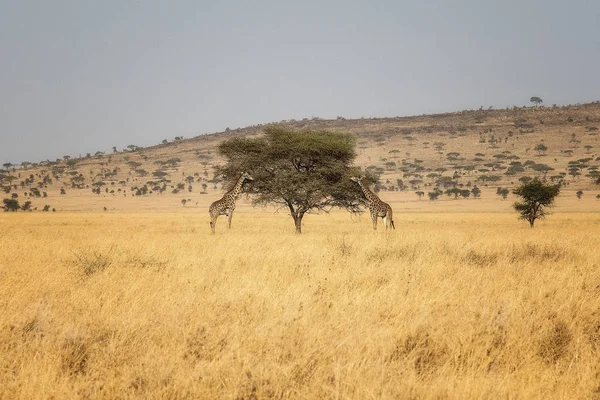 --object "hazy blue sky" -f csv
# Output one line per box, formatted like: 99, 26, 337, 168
1, 1, 599, 165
